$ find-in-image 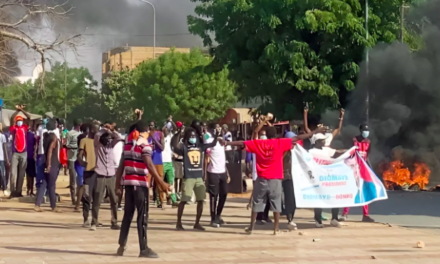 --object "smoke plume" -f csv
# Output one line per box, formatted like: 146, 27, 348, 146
322, 0, 440, 187
32, 0, 201, 80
